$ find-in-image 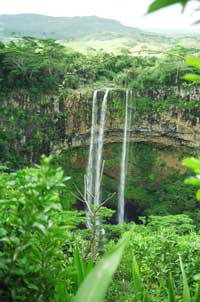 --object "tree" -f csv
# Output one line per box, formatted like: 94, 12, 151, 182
148, 0, 200, 84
